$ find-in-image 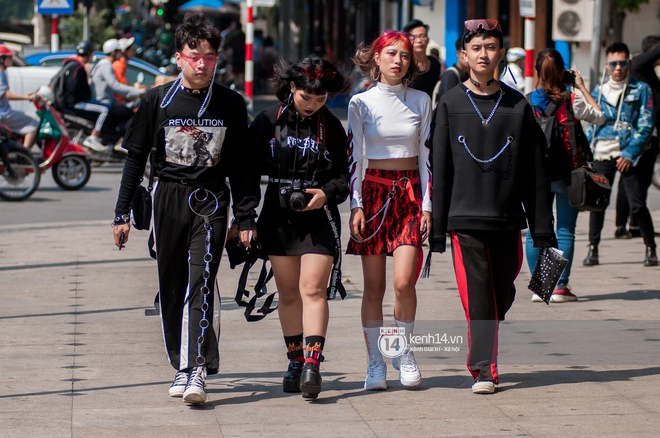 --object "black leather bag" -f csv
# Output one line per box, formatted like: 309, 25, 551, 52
528, 247, 569, 304
130, 184, 152, 230
130, 144, 157, 230
567, 165, 611, 212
